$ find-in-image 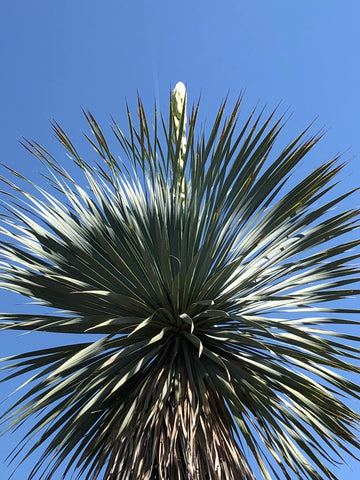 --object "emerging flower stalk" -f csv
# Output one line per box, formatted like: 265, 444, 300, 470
171, 81, 187, 199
